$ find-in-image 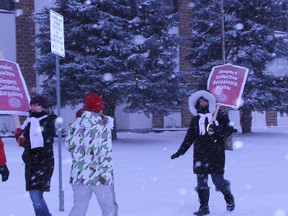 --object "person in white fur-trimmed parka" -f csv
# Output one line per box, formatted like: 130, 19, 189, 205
171, 90, 235, 216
